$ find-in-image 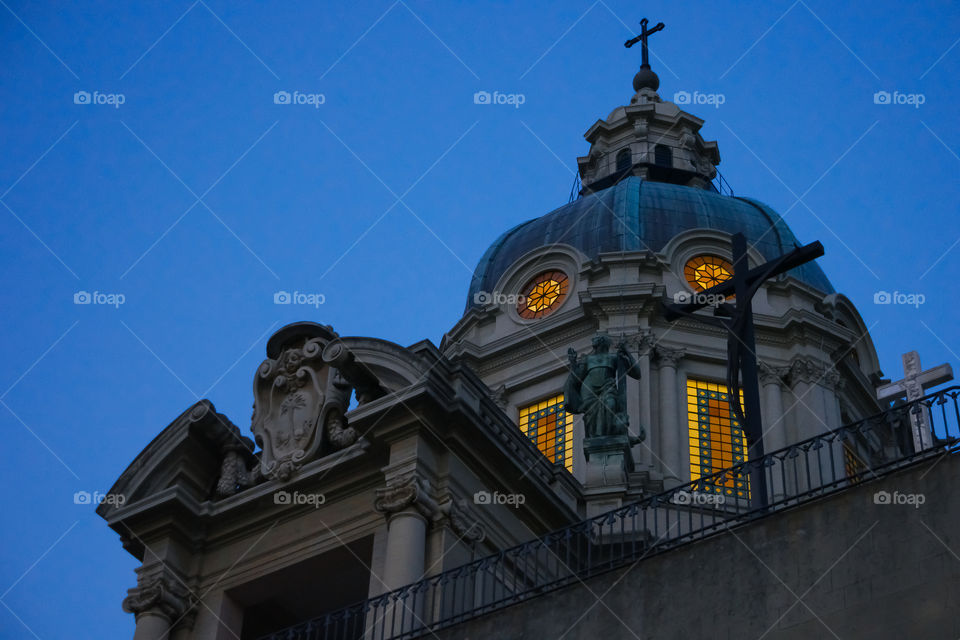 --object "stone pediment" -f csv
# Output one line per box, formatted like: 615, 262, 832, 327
96, 400, 253, 524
